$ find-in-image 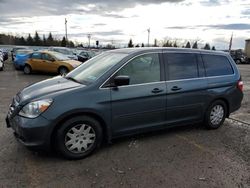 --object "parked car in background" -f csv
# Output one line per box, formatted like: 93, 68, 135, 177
0, 50, 4, 71
229, 49, 247, 64
1, 49, 9, 61
23, 51, 81, 75
77, 50, 96, 63
11, 47, 28, 61
48, 47, 78, 60
6, 48, 243, 159
13, 49, 33, 70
